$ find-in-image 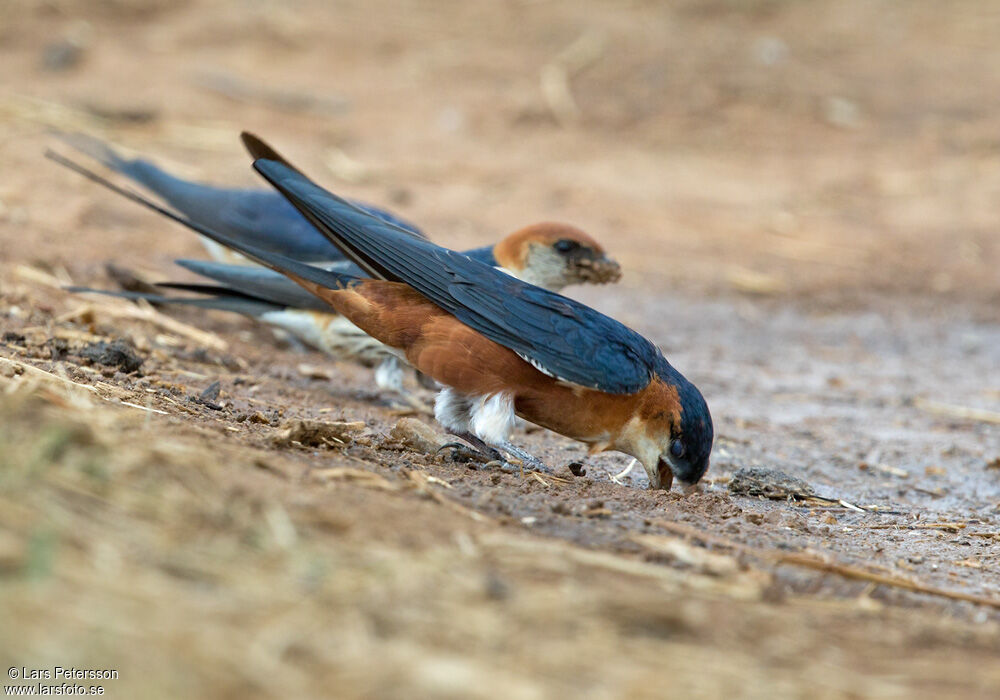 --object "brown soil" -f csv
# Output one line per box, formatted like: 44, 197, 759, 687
2, 1, 999, 698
